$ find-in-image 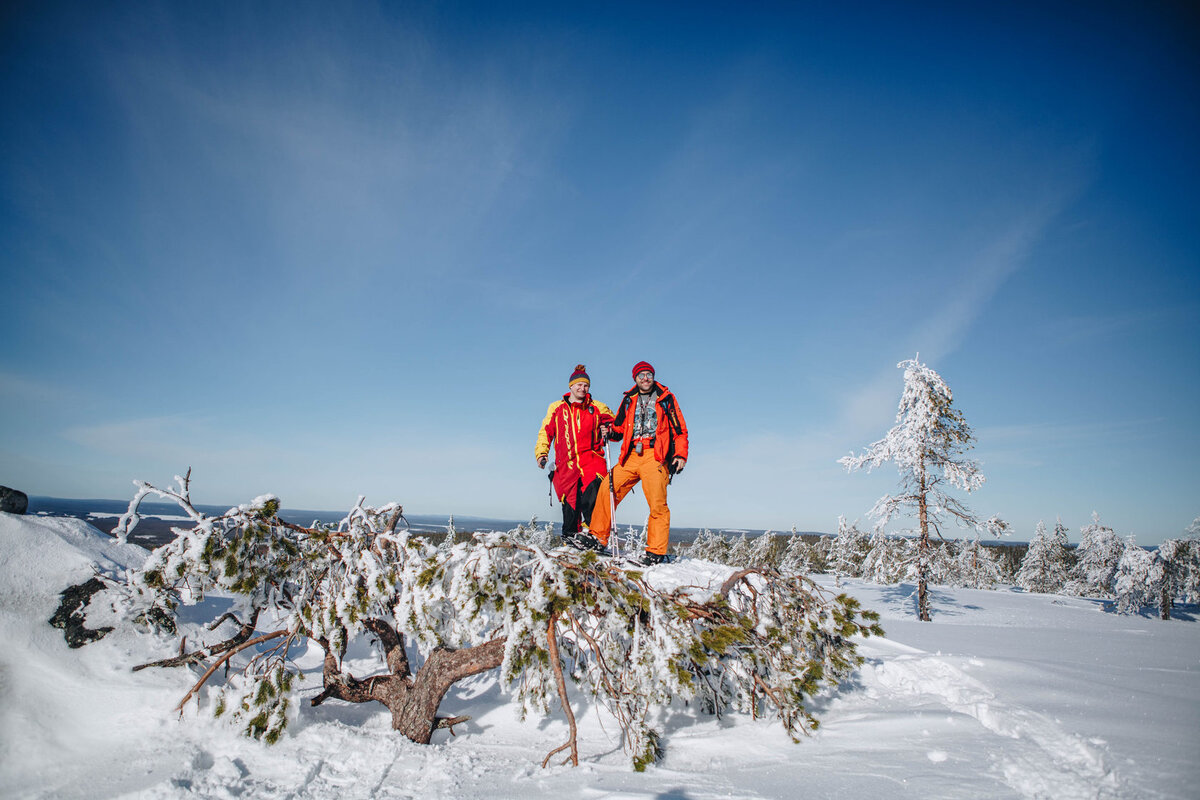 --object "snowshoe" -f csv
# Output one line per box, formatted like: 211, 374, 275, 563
625, 550, 672, 568
562, 530, 608, 554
